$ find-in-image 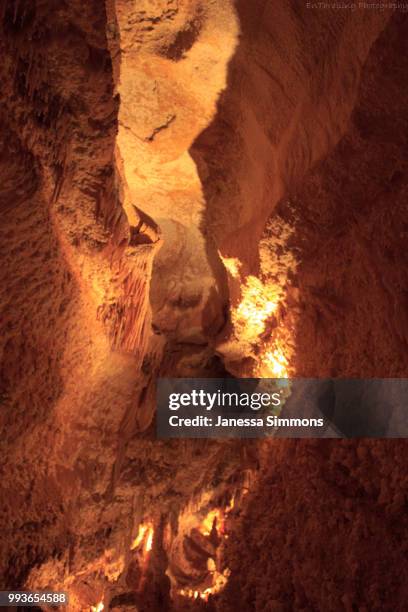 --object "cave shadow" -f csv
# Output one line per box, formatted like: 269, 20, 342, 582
188, 0, 267, 344
0, 118, 79, 589
280, 12, 408, 379
189, 4, 408, 382
0, 121, 75, 436
0, 0, 122, 590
